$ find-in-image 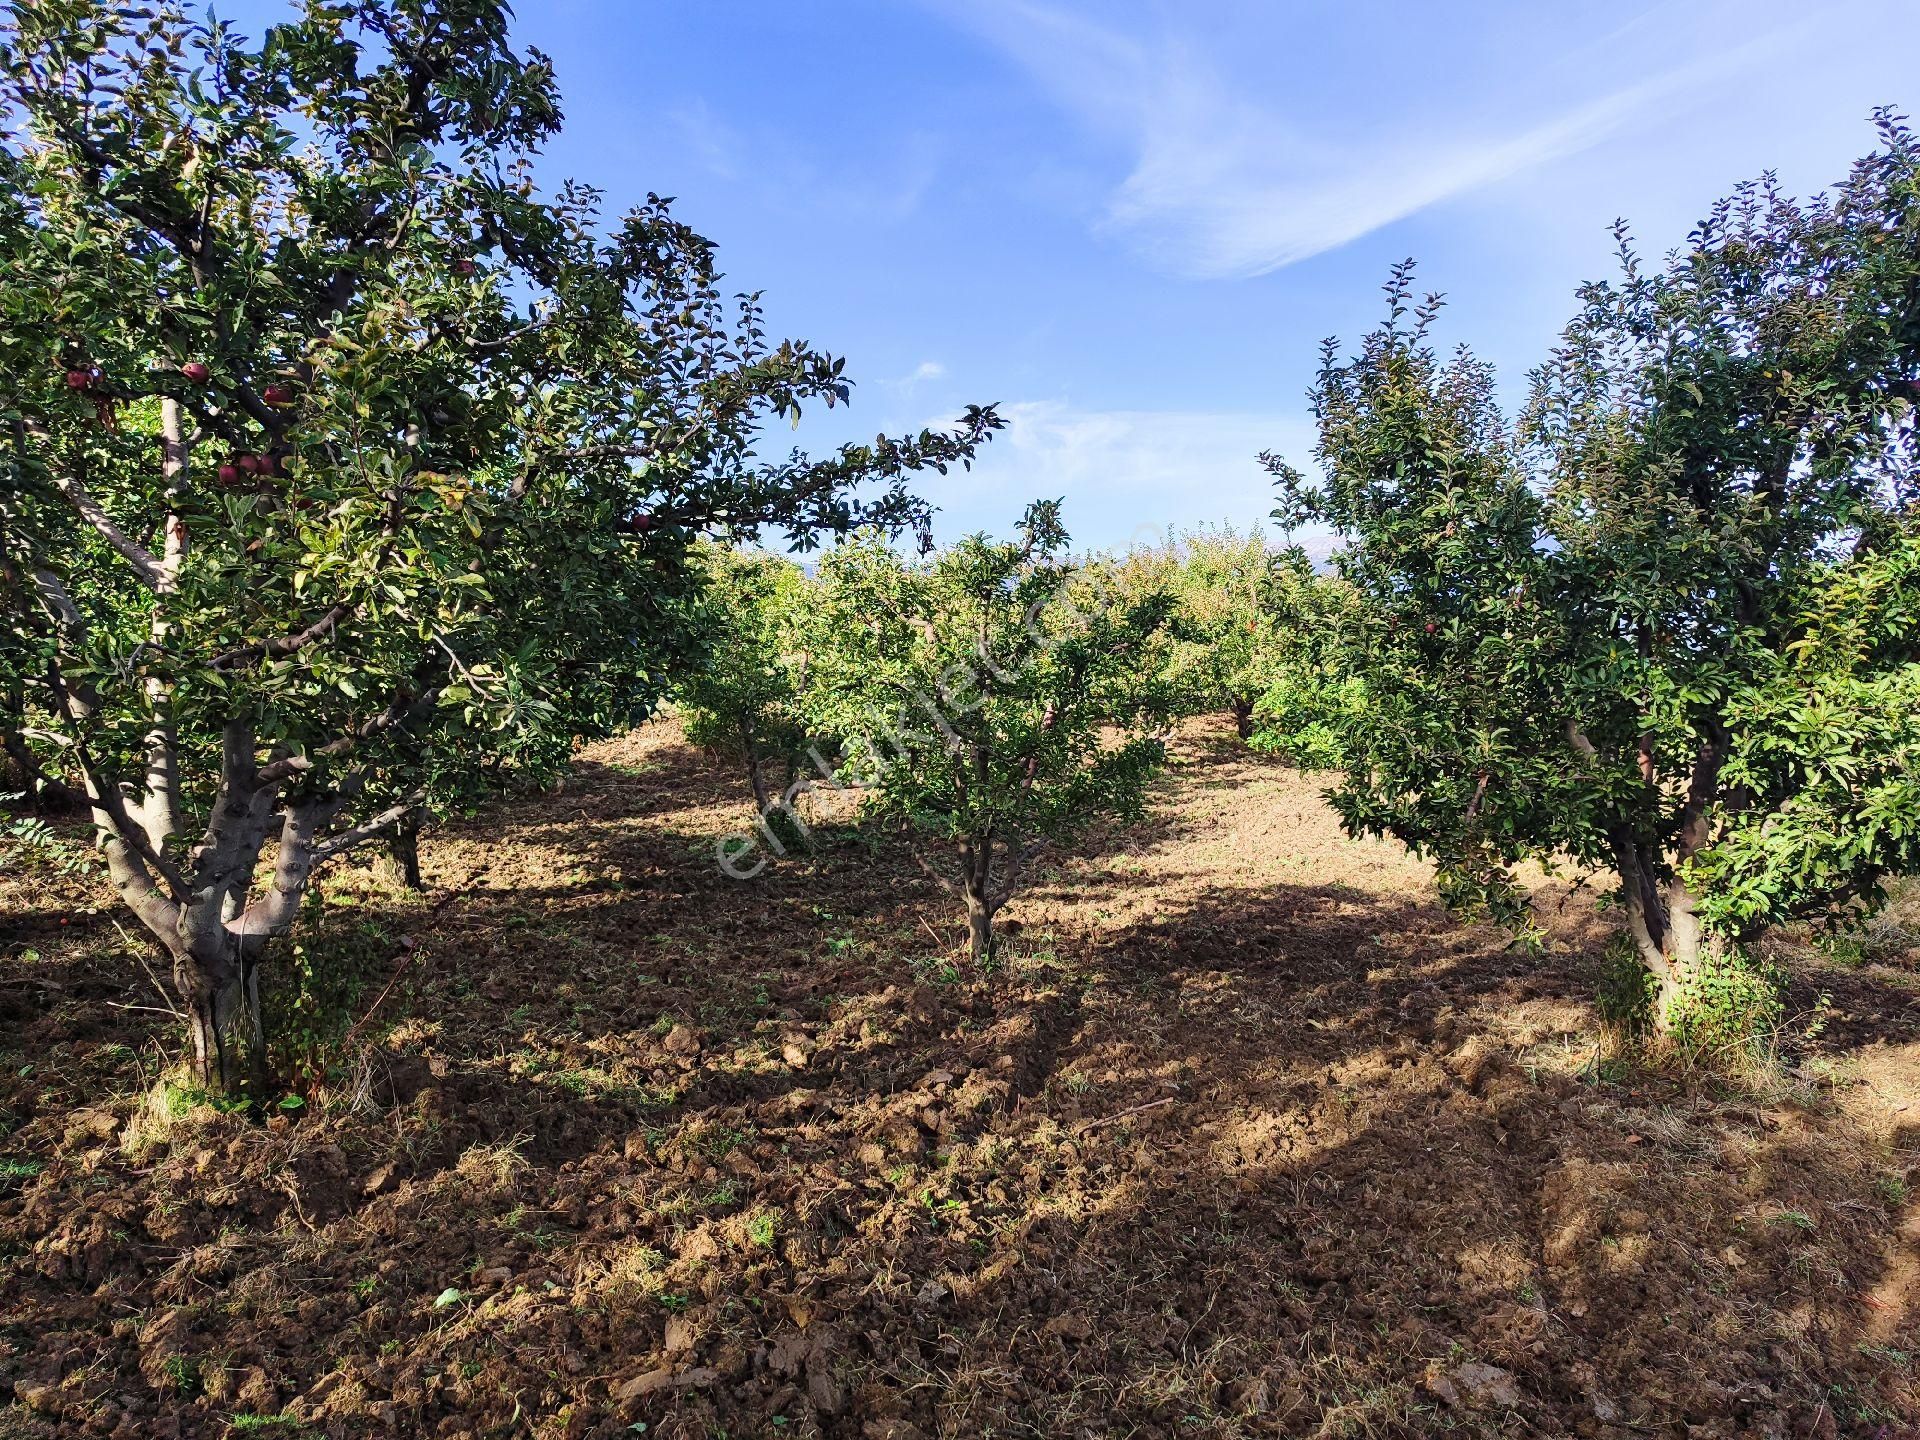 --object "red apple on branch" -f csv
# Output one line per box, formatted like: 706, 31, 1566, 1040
181, 361, 211, 384
64, 369, 92, 391
262, 384, 294, 407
